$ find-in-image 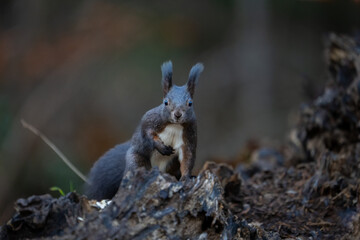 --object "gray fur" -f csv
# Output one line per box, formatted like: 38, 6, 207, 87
84, 61, 204, 200
84, 142, 130, 200
187, 63, 204, 98
161, 60, 173, 96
